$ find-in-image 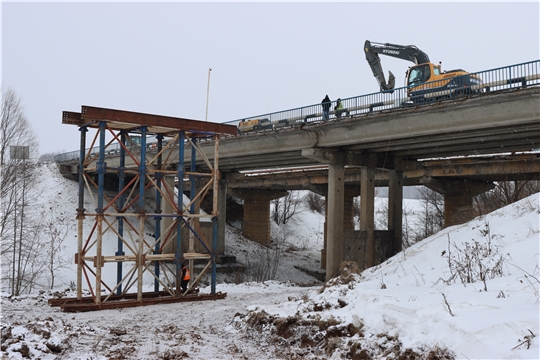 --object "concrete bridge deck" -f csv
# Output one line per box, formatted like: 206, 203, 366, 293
58, 87, 539, 175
